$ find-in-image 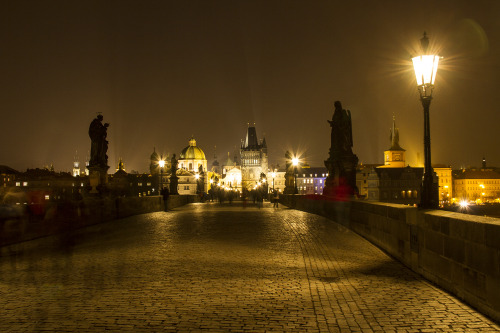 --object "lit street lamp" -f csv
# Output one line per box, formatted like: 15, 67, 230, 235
412, 32, 440, 209
292, 157, 299, 194
158, 157, 165, 191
